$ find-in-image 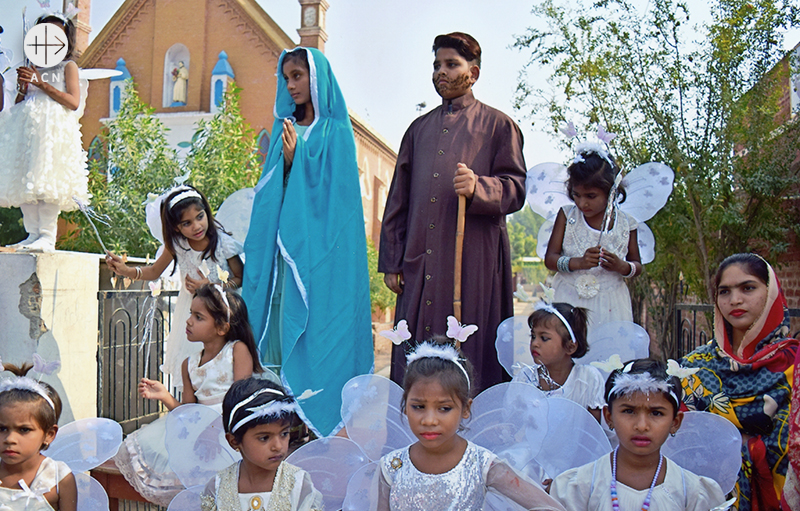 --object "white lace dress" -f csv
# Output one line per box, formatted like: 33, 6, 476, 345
0, 61, 88, 210
114, 341, 239, 507
0, 457, 71, 511
552, 205, 635, 331
511, 363, 606, 410
163, 233, 243, 387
